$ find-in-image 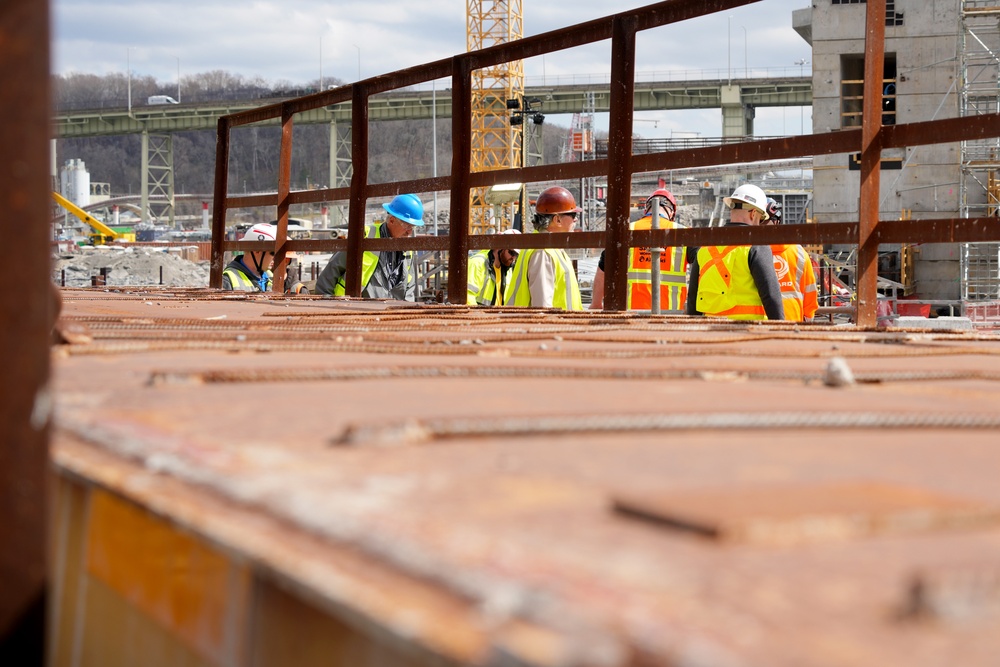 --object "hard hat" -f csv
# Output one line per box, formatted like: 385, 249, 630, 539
382, 193, 425, 227
765, 197, 783, 223
645, 188, 677, 217
534, 186, 581, 214
723, 184, 769, 220
499, 228, 521, 252
241, 223, 277, 242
